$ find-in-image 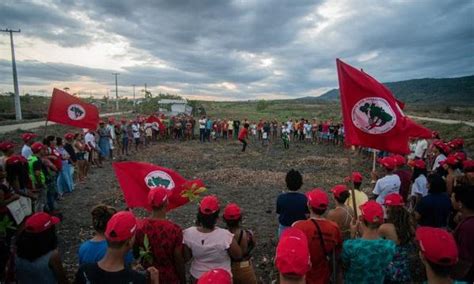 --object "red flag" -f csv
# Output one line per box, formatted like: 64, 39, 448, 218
47, 88, 100, 129
336, 59, 432, 154
145, 115, 165, 131
112, 161, 205, 211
